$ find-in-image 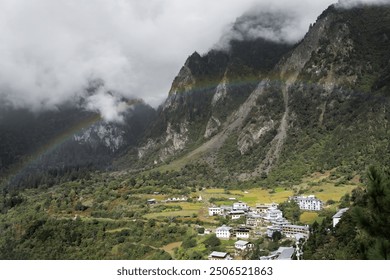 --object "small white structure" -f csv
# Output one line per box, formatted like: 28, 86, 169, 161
216, 225, 233, 239
230, 210, 246, 220
235, 240, 253, 251
291, 195, 323, 211
147, 199, 157, 204
255, 203, 278, 214
208, 207, 222, 216
208, 251, 232, 260
332, 208, 349, 227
